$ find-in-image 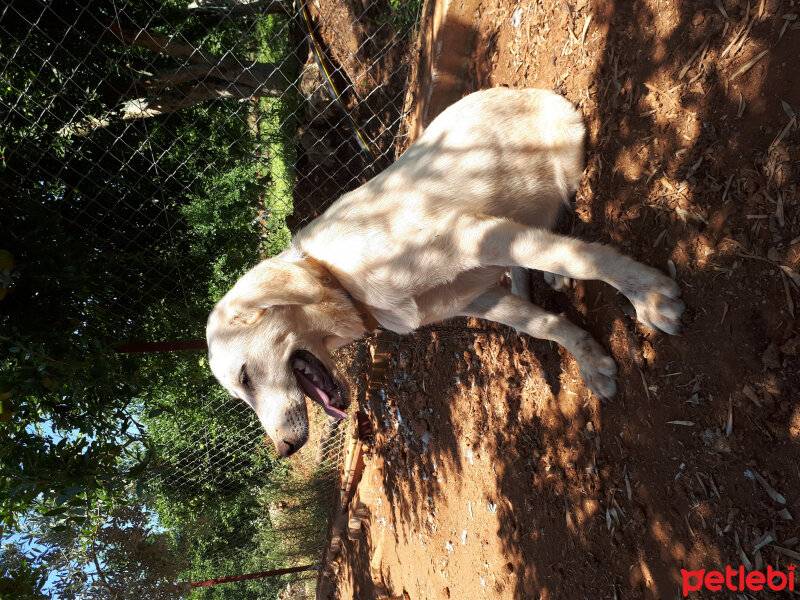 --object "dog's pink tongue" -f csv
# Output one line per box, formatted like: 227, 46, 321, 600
294, 370, 348, 419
